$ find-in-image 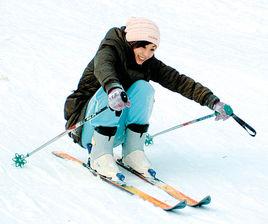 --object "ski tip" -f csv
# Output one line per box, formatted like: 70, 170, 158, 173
200, 195, 211, 205
191, 195, 211, 207
164, 200, 187, 211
